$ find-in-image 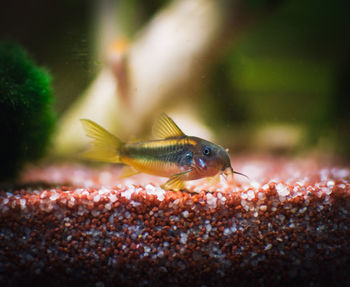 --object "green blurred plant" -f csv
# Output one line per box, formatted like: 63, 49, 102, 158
202, 0, 350, 155
0, 42, 56, 181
